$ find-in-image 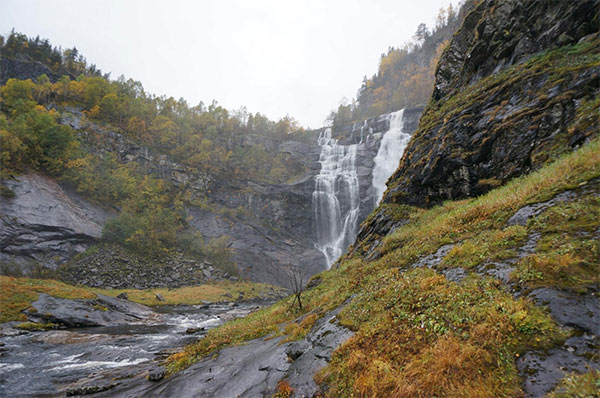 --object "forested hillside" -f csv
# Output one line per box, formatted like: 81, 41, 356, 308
0, 31, 315, 264
327, 1, 475, 129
